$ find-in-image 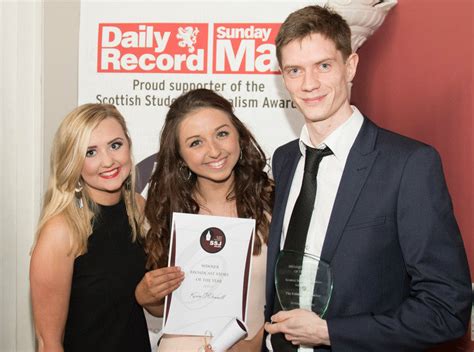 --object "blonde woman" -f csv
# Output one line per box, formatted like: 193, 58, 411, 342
30, 104, 184, 352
